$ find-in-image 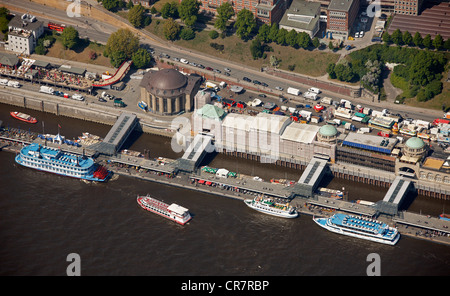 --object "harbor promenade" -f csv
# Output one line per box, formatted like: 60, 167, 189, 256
1, 129, 449, 246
